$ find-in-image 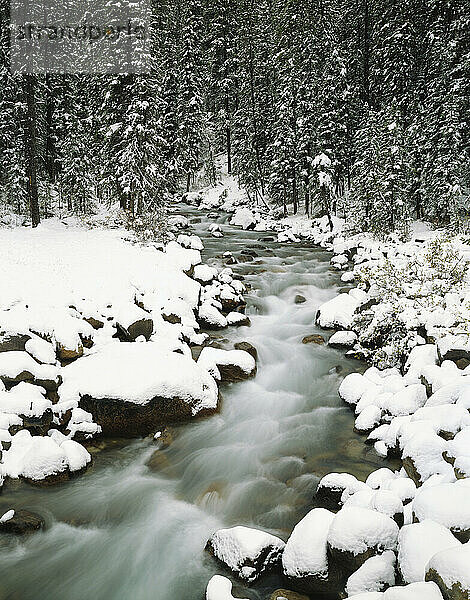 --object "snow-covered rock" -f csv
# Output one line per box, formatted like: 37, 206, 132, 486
206, 525, 285, 582
327, 507, 399, 573
316, 472, 369, 510
412, 482, 470, 542
198, 302, 228, 330
2, 429, 91, 483
0, 351, 60, 390
197, 348, 256, 383
193, 264, 218, 285
282, 508, 341, 595
230, 208, 256, 230
426, 542, 470, 600
398, 520, 460, 583
316, 293, 361, 329
58, 342, 219, 436
339, 373, 370, 406
205, 575, 248, 600
345, 551, 396, 597
329, 331, 358, 349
